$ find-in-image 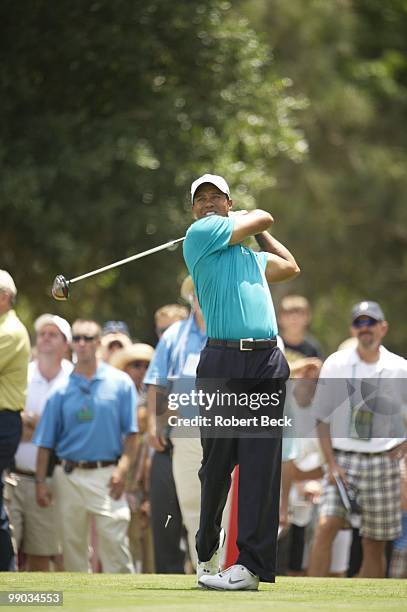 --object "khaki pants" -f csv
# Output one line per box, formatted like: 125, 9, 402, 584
171, 435, 230, 567
53, 465, 134, 573
7, 474, 60, 556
